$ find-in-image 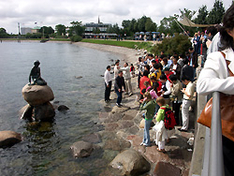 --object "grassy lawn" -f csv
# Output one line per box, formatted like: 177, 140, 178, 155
81, 39, 153, 50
